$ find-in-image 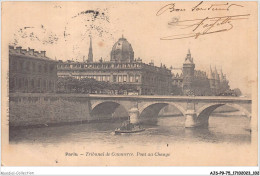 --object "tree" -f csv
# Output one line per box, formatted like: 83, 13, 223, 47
57, 76, 140, 94
233, 88, 242, 96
